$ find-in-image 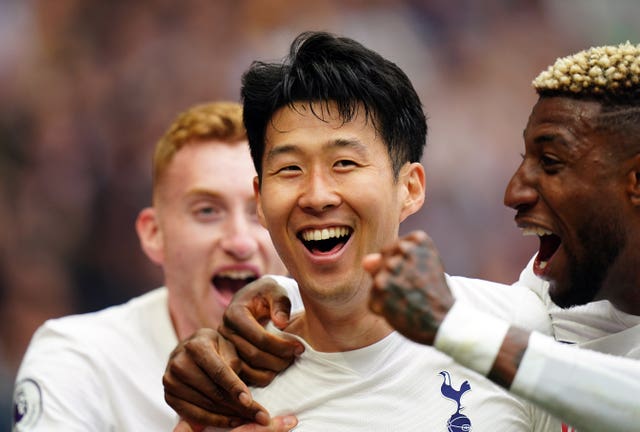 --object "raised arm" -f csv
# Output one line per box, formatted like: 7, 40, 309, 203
365, 230, 640, 432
